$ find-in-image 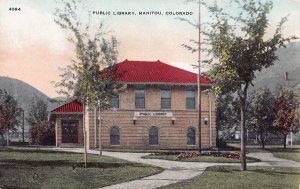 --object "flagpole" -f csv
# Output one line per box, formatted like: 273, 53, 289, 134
197, 0, 202, 153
